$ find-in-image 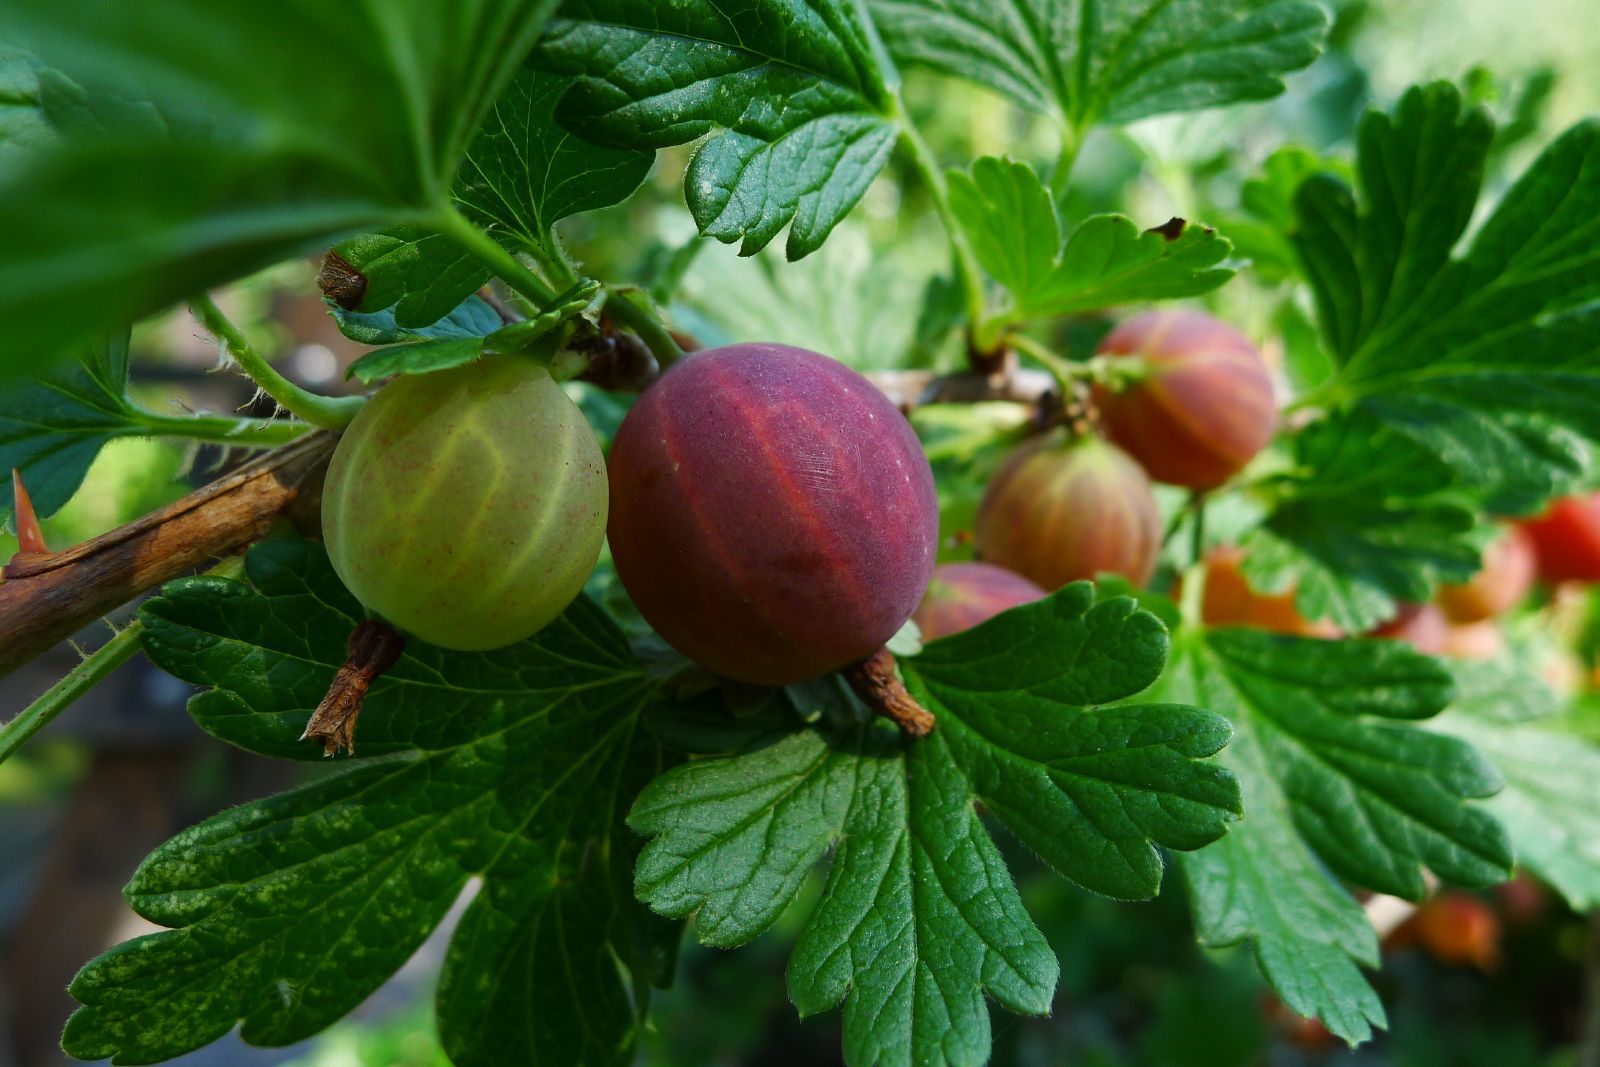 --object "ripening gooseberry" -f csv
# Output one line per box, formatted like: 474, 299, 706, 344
974, 431, 1161, 590
1436, 526, 1535, 623
605, 343, 938, 685
1196, 546, 1340, 637
321, 356, 607, 651
1094, 309, 1277, 489
1519, 493, 1600, 583
914, 562, 1045, 641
